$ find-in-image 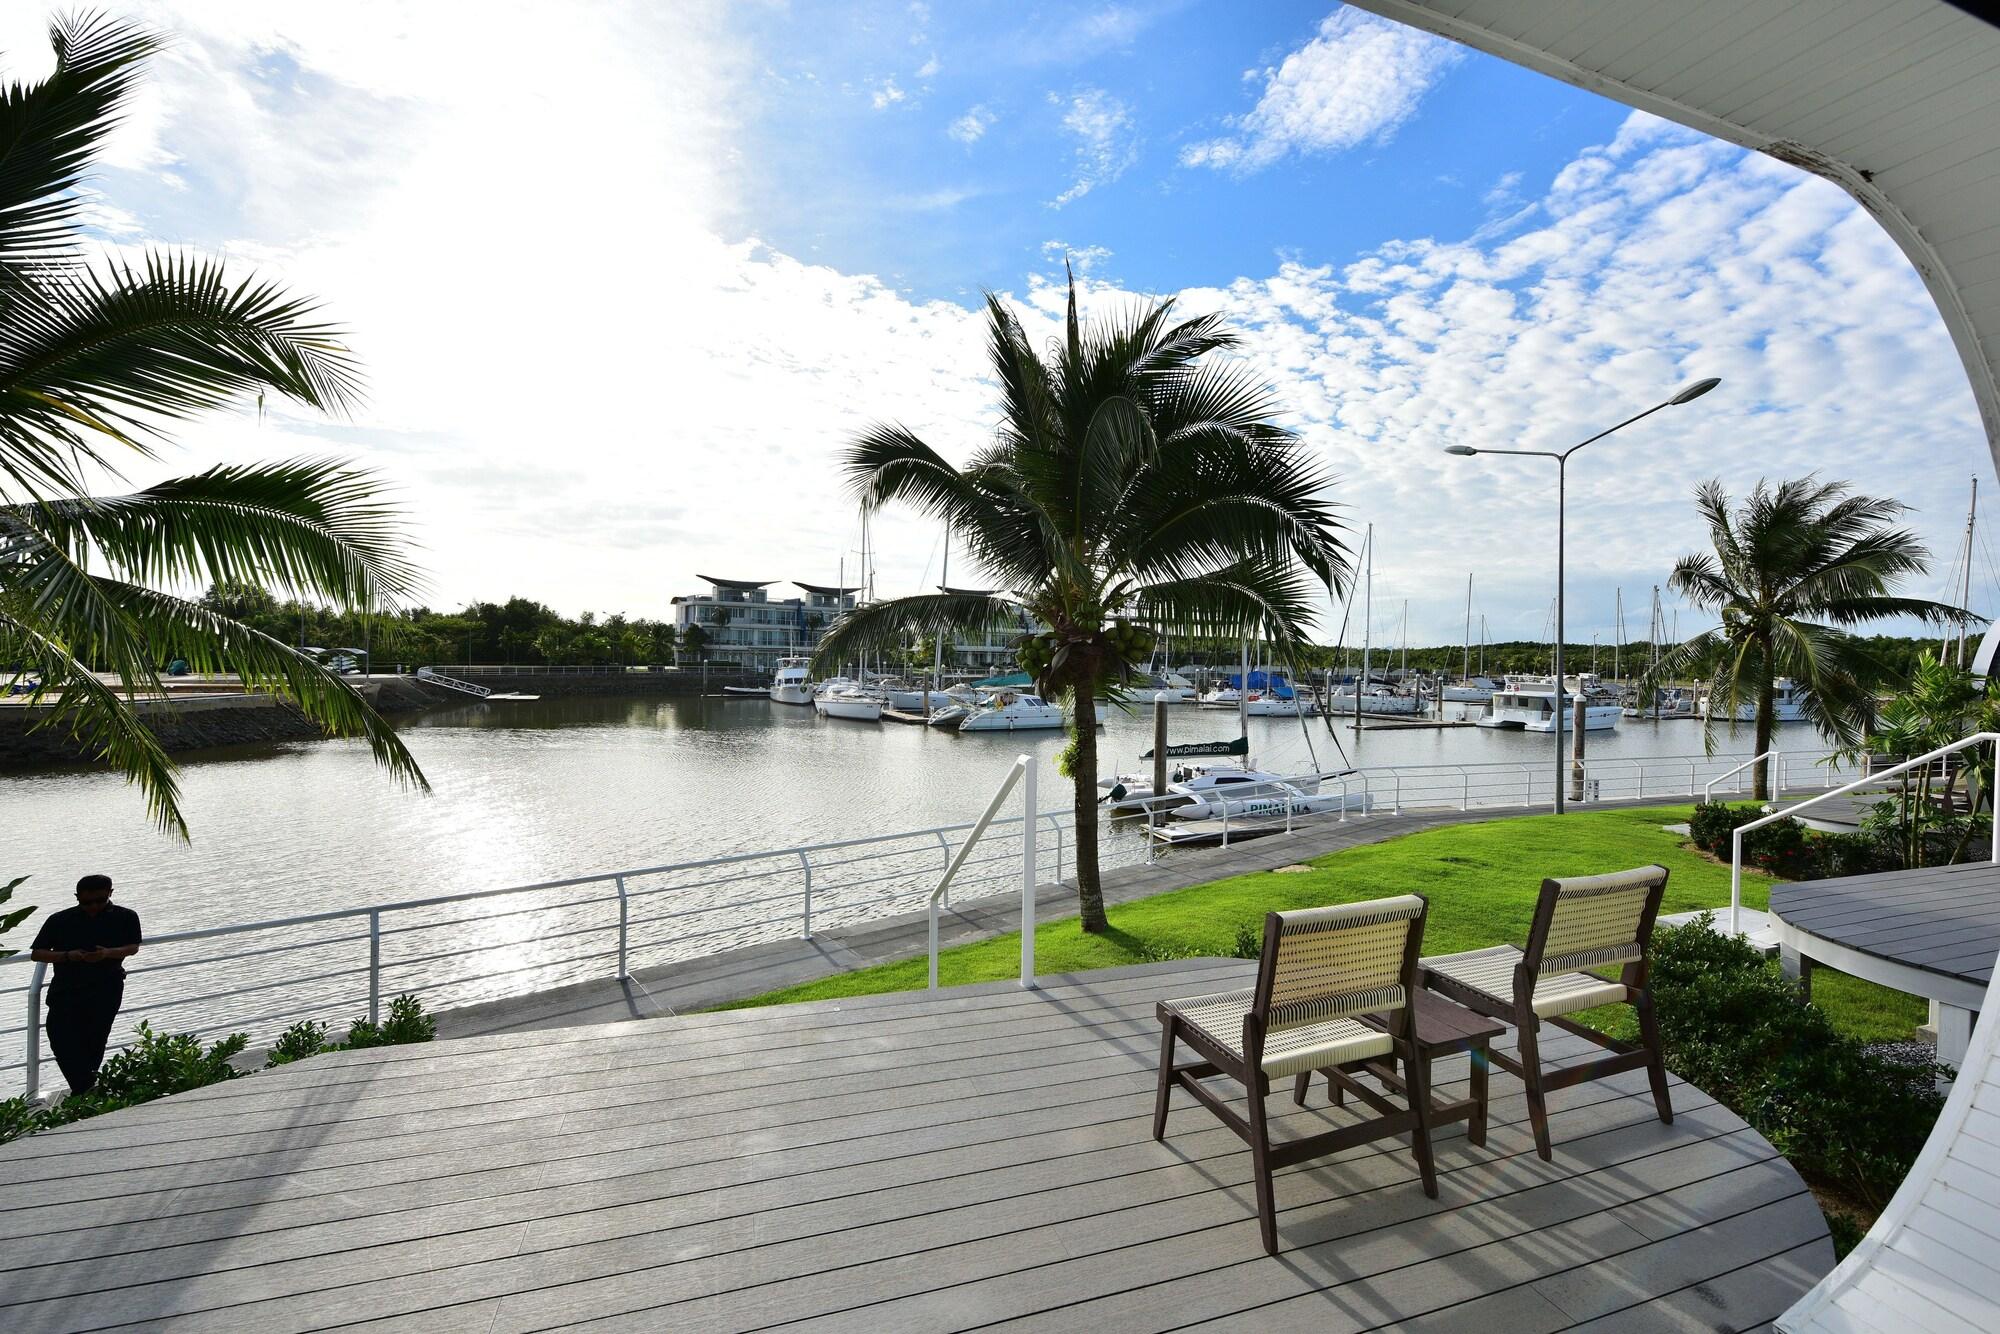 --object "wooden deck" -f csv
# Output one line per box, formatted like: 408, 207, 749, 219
0, 959, 1831, 1332
1770, 861, 1999, 1008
